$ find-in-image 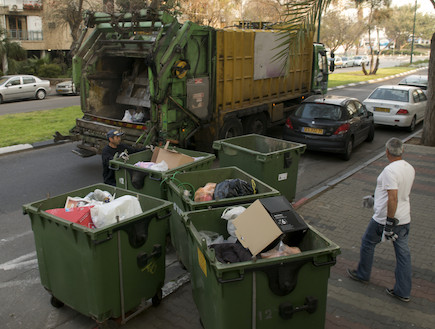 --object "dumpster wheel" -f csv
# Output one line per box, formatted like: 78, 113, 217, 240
152, 288, 162, 307
50, 296, 64, 308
